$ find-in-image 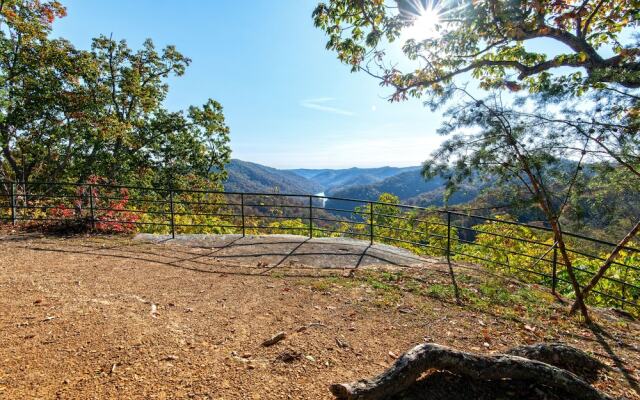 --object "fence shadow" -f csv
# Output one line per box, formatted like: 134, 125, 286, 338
15, 234, 433, 280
